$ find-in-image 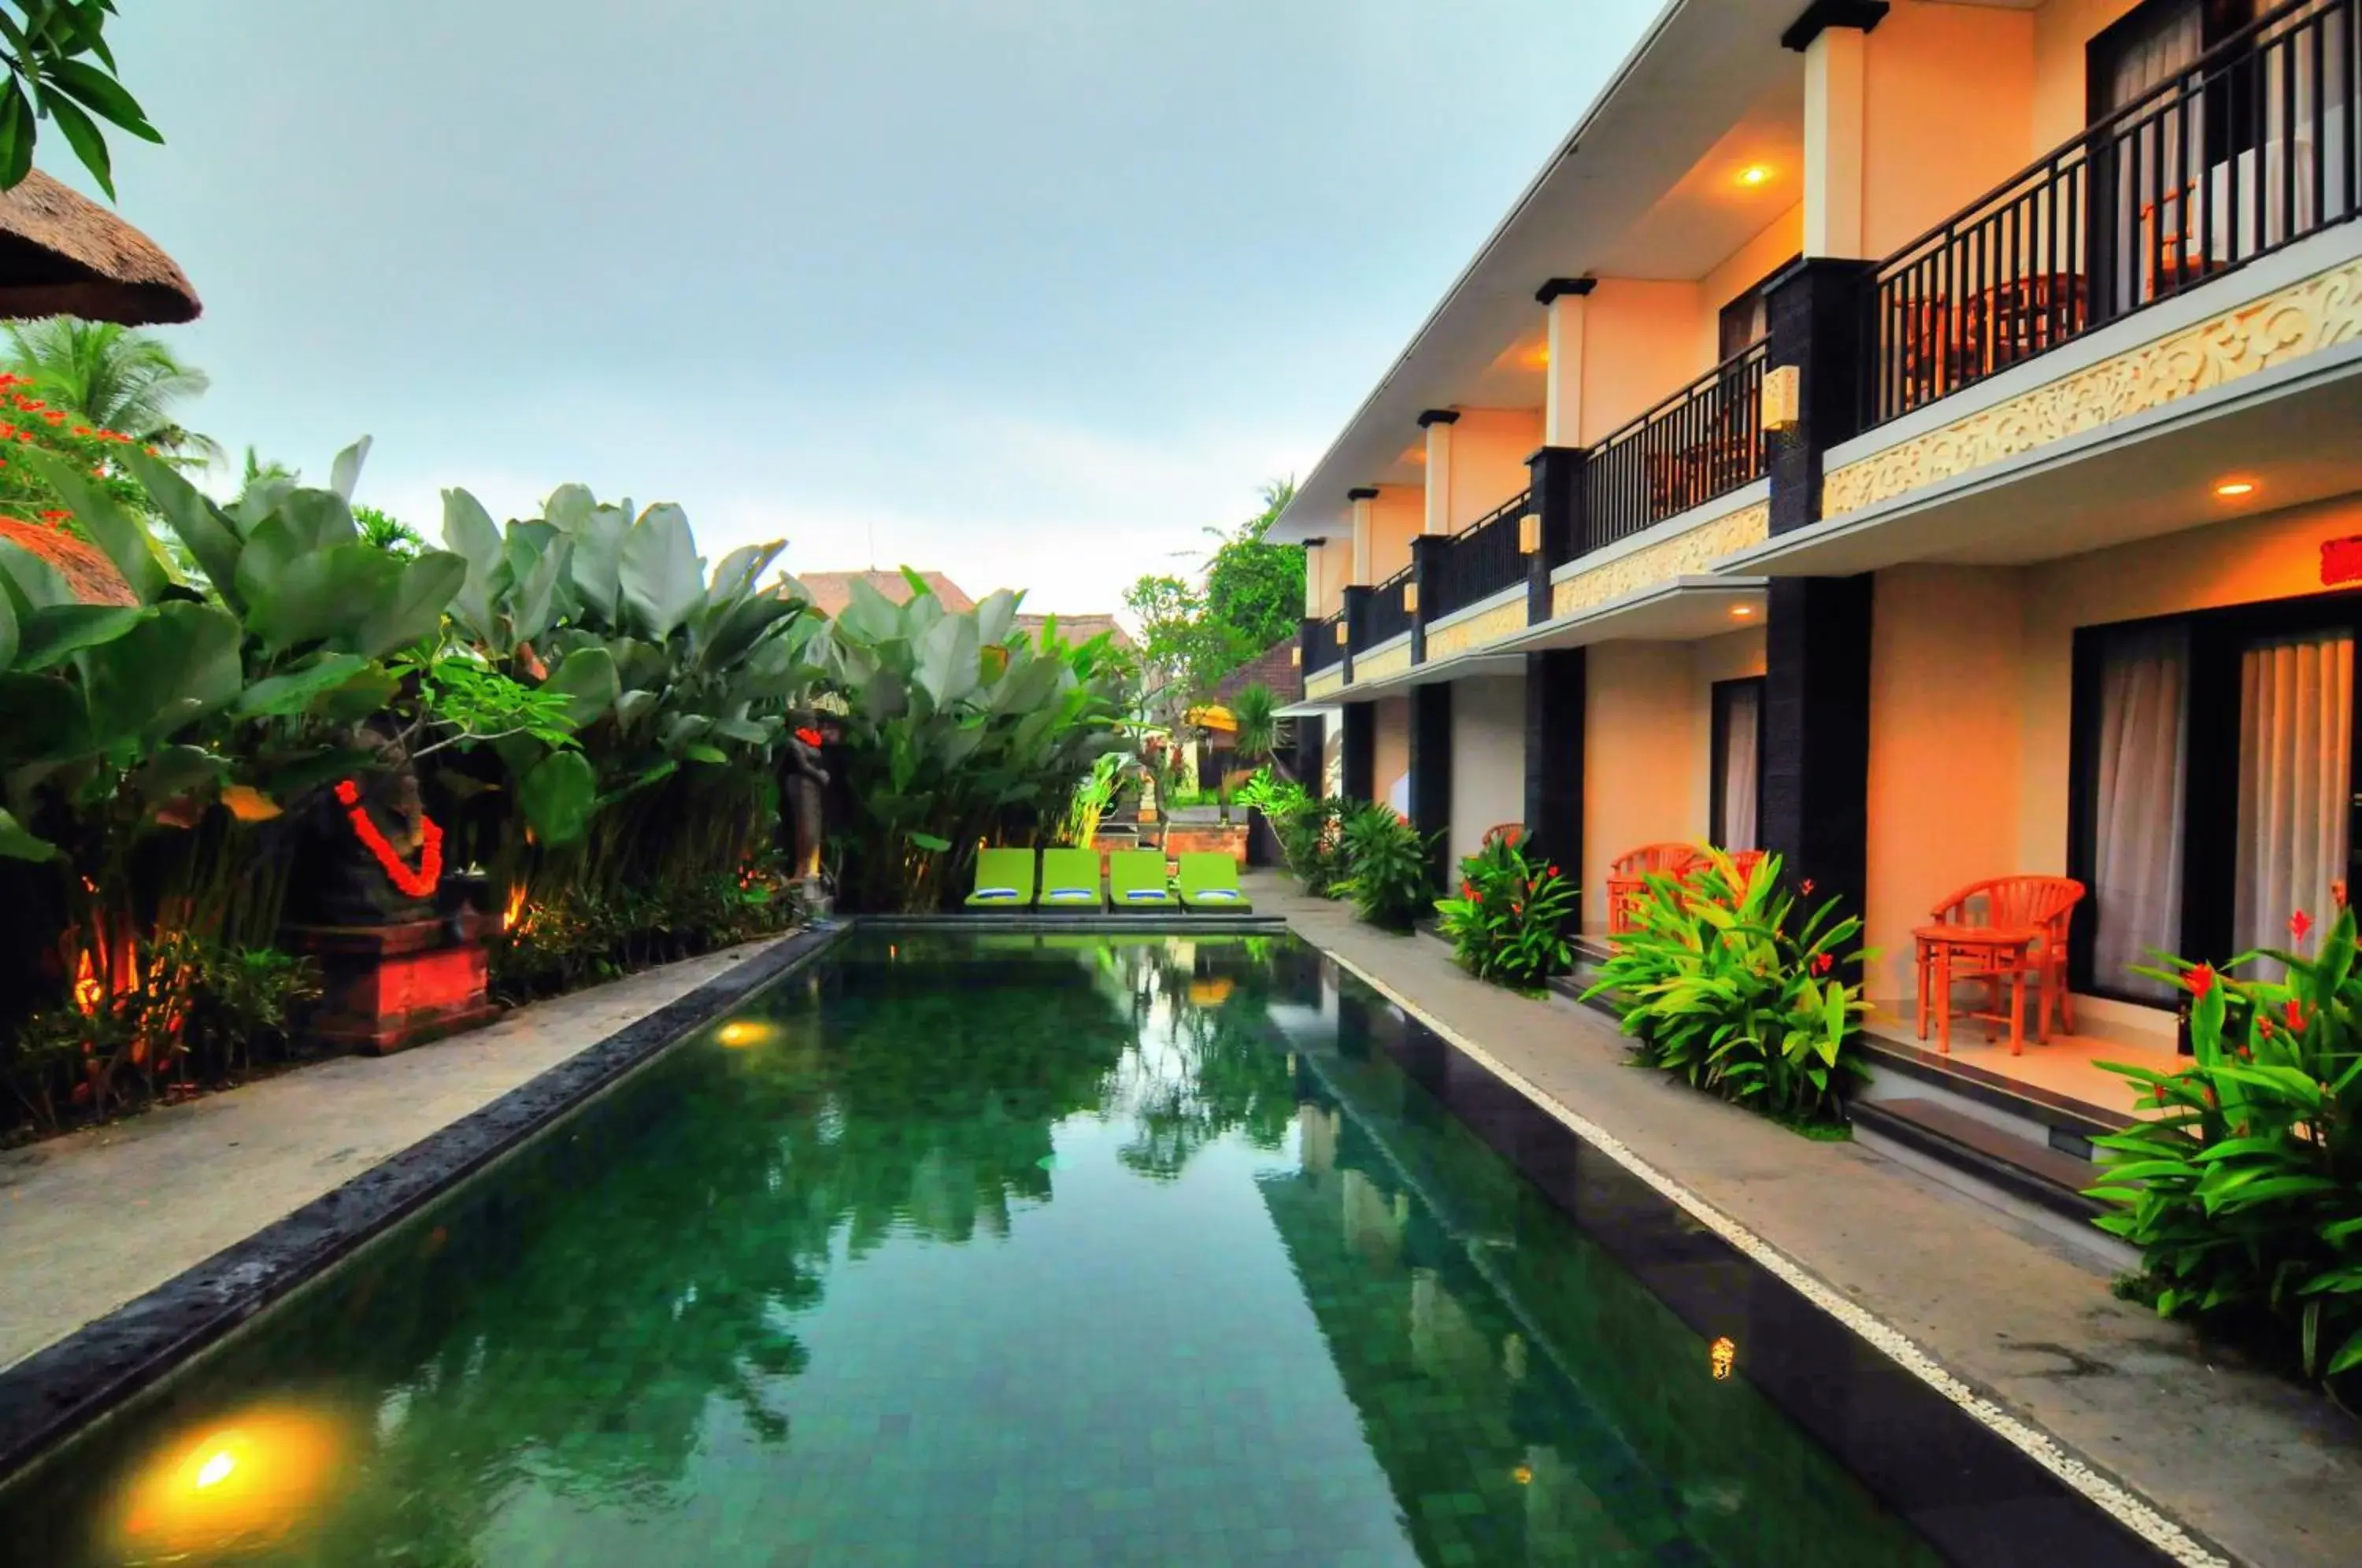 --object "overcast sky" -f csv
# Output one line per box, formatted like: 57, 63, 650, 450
86, 0, 1659, 616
